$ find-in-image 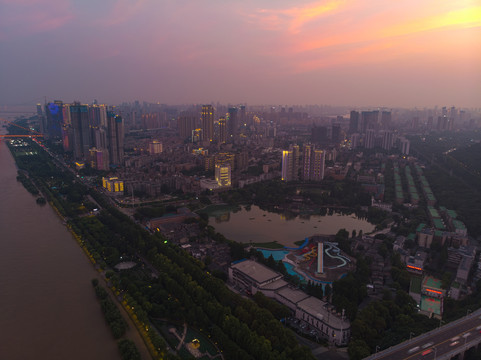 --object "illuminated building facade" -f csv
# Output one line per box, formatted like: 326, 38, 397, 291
89, 147, 110, 171
215, 163, 231, 187
149, 140, 163, 155
45, 100, 64, 140
102, 177, 124, 193
281, 150, 294, 181
201, 105, 214, 142
218, 117, 227, 144
312, 149, 325, 181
